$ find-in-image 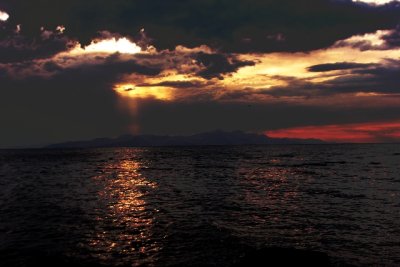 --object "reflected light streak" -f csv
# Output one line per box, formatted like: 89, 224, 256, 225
89, 153, 160, 265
